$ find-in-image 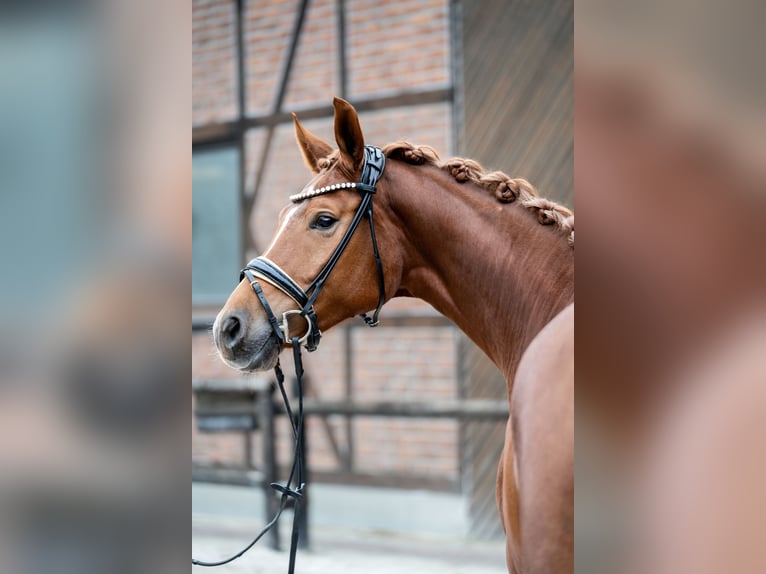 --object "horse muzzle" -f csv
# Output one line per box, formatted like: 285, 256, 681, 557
213, 309, 281, 372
